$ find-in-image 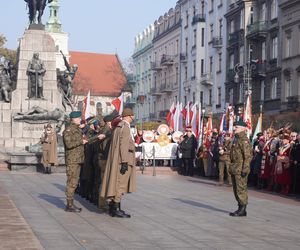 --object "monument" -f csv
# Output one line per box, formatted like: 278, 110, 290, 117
0, 0, 70, 171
